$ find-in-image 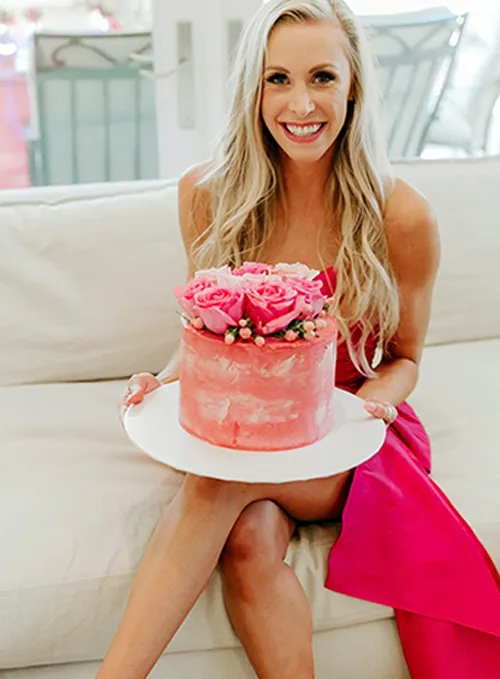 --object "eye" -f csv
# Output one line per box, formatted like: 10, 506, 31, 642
313, 71, 336, 84
266, 72, 288, 85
